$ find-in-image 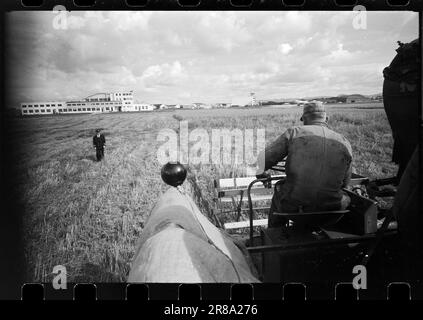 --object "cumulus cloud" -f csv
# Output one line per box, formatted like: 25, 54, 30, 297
111, 11, 152, 31
326, 43, 355, 62
258, 11, 312, 36
278, 43, 293, 55
141, 61, 186, 88
5, 11, 419, 106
